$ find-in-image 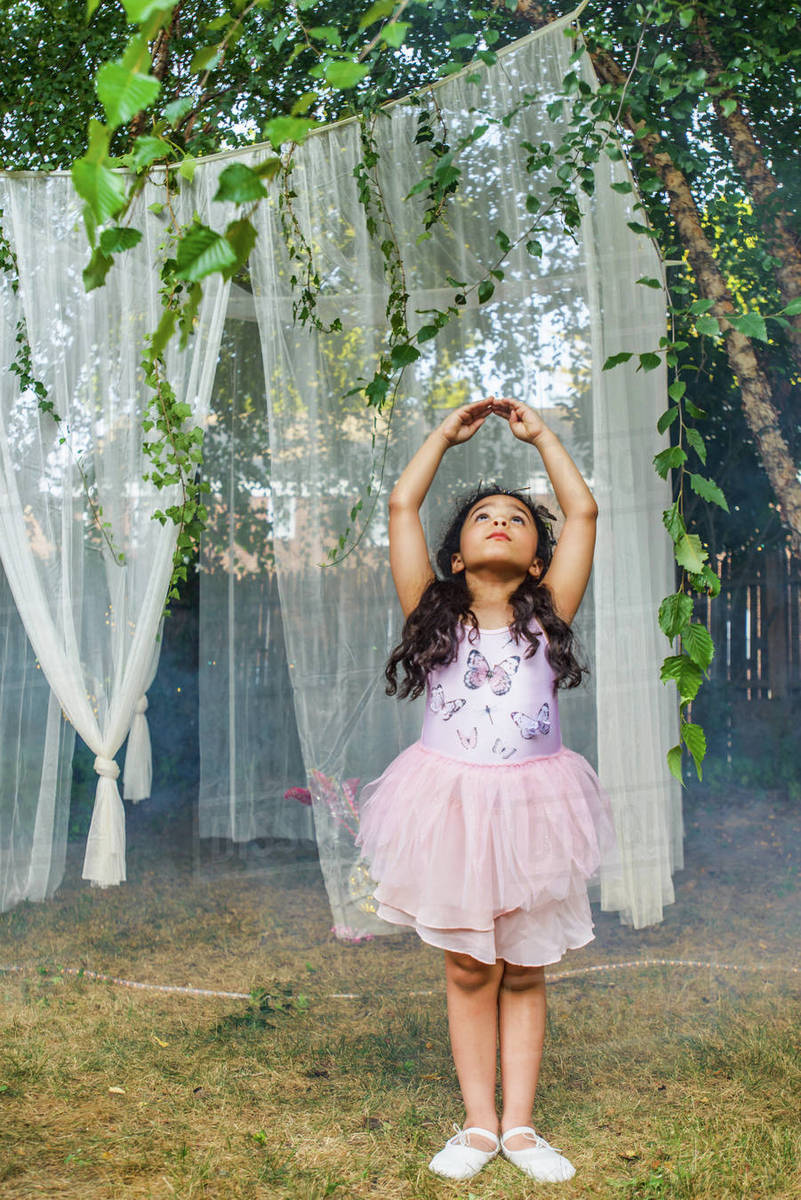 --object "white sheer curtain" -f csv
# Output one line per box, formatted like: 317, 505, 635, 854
242, 15, 678, 935
122, 632, 160, 803
198, 300, 313, 844
0, 237, 76, 914
0, 558, 75, 913
0, 164, 230, 891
